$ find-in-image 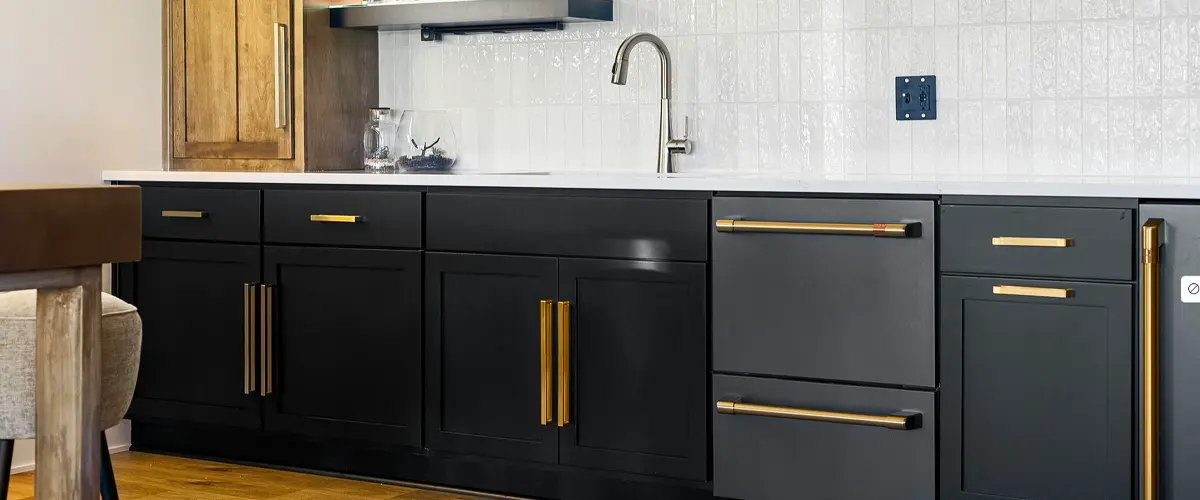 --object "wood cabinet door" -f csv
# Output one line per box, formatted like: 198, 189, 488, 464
424, 252, 560, 464
941, 276, 1133, 500
170, 0, 294, 160
125, 241, 263, 428
261, 246, 422, 446
558, 258, 708, 481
